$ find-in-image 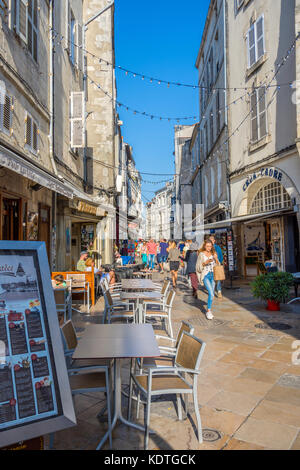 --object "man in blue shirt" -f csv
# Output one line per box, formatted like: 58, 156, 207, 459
158, 238, 169, 274
209, 235, 224, 299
